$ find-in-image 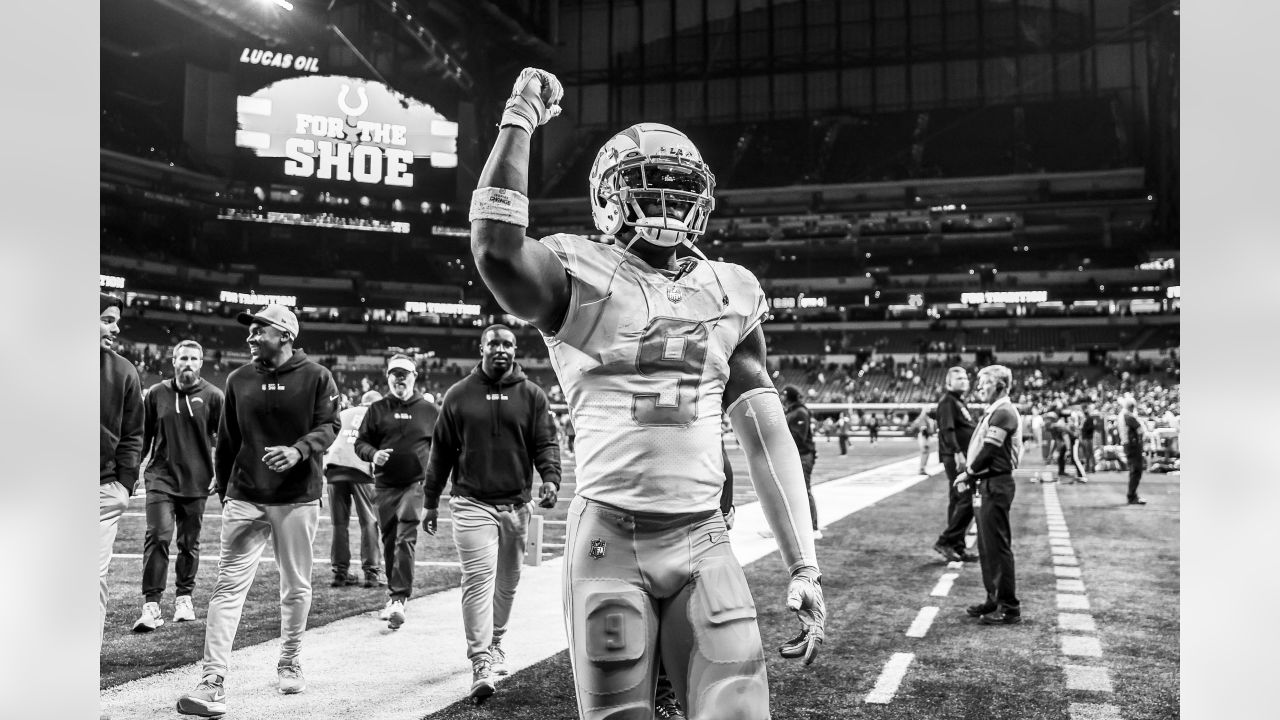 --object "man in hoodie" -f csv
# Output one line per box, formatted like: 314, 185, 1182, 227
355, 355, 440, 630
177, 305, 339, 717
323, 390, 385, 588
133, 340, 224, 633
100, 292, 144, 649
932, 366, 978, 563
423, 324, 560, 704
